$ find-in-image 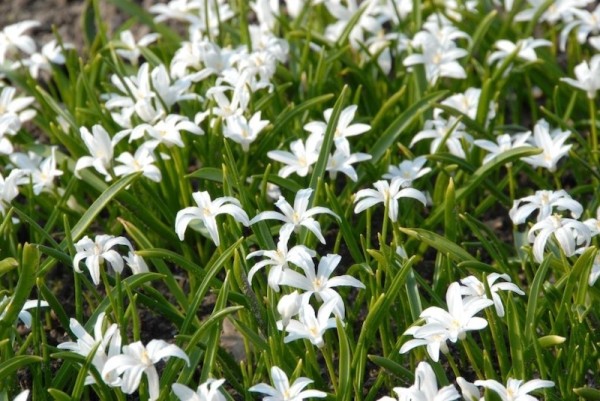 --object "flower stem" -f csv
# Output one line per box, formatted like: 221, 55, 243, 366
321, 345, 338, 392
589, 98, 598, 166
461, 339, 484, 379
446, 351, 461, 379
